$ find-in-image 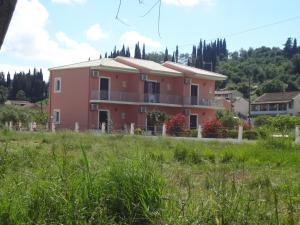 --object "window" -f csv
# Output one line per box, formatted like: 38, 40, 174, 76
54, 78, 61, 93
260, 104, 268, 111
121, 112, 126, 119
144, 81, 160, 103
278, 103, 287, 111
269, 103, 278, 111
53, 109, 60, 124
289, 101, 294, 109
